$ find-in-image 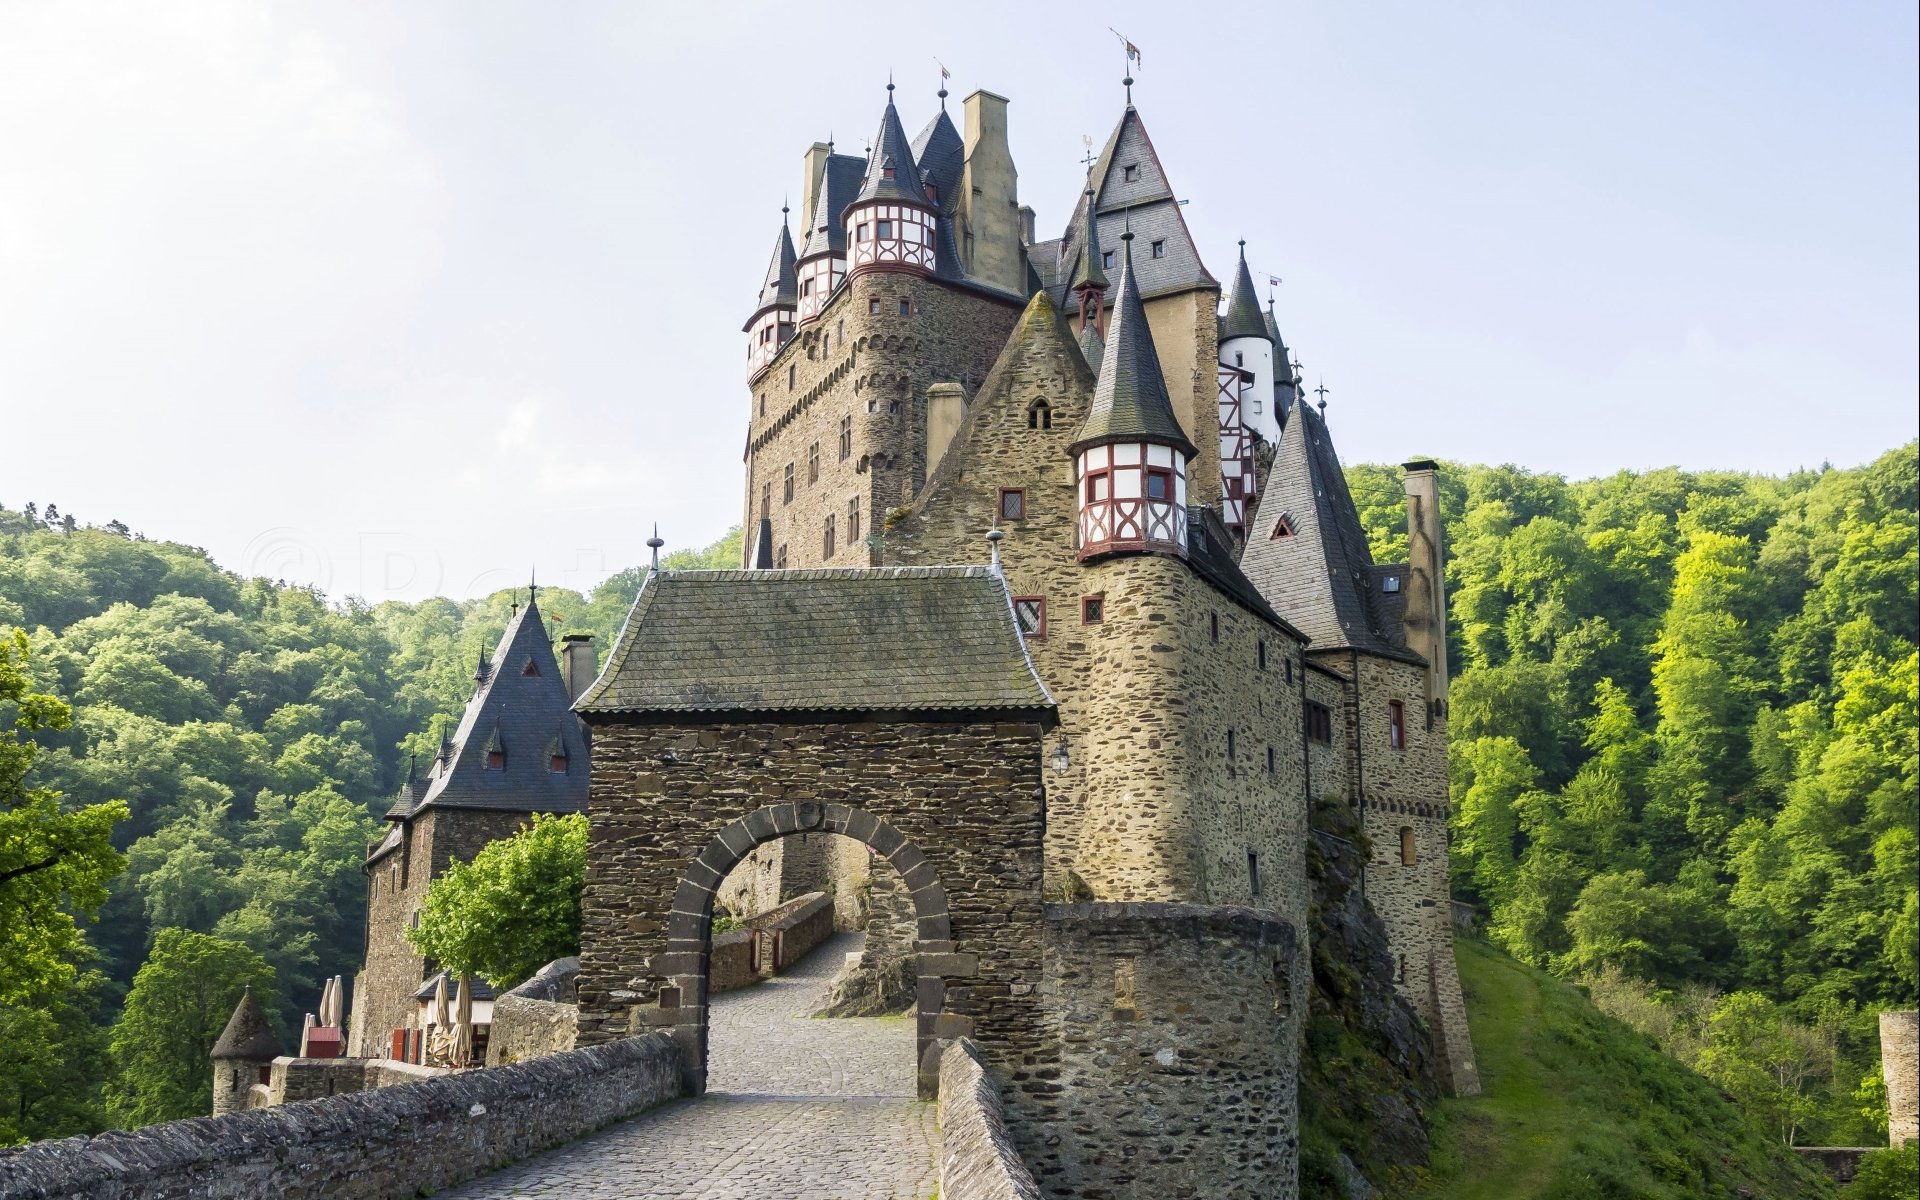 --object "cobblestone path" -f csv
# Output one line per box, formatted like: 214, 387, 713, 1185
443, 933, 937, 1199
